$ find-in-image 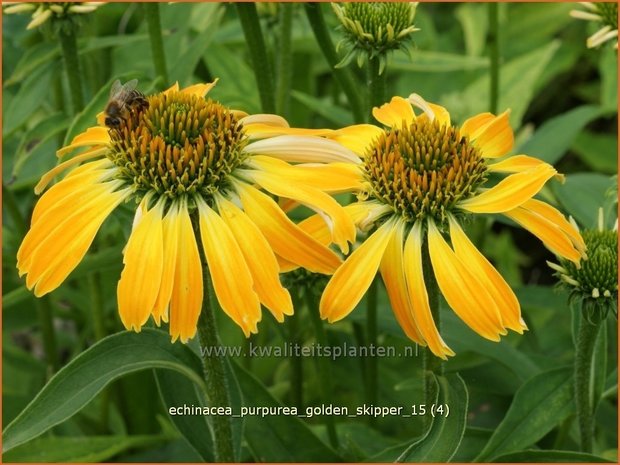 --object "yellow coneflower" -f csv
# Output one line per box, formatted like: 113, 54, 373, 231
570, 2, 618, 49
17, 81, 360, 342
303, 94, 586, 359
